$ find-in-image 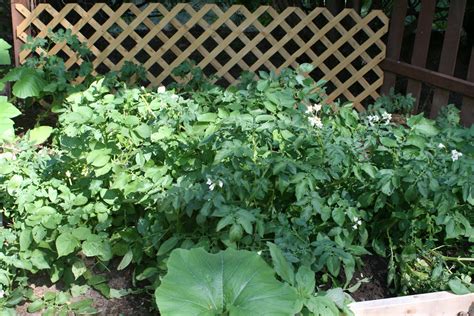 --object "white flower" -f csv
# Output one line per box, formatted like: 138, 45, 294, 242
257, 250, 262, 256
367, 114, 380, 126
206, 178, 223, 191
382, 112, 392, 125
157, 86, 166, 93
0, 289, 4, 298
305, 104, 322, 114
438, 143, 446, 149
170, 94, 179, 100
308, 116, 323, 128
451, 150, 463, 162
65, 170, 71, 178
352, 218, 362, 229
